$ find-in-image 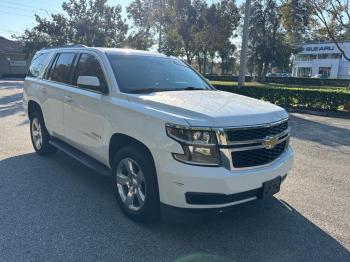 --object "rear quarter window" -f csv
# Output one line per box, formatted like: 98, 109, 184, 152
27, 52, 51, 78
